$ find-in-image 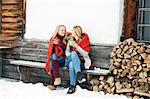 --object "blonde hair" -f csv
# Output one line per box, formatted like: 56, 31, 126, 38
73, 26, 83, 38
52, 25, 66, 39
